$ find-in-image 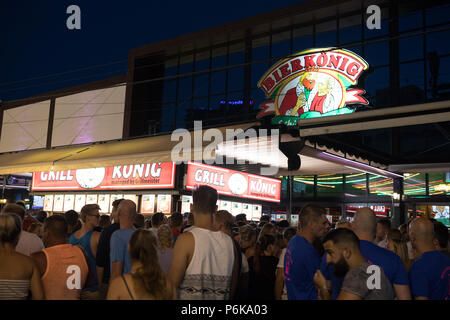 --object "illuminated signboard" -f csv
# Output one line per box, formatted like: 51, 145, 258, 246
257, 48, 369, 126
346, 205, 390, 217
32, 162, 176, 191
186, 161, 281, 203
